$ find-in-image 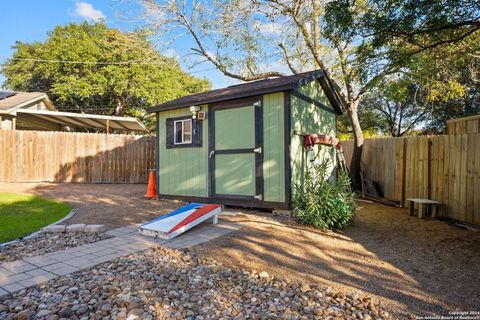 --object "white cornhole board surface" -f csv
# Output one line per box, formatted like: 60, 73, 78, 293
139, 202, 223, 239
